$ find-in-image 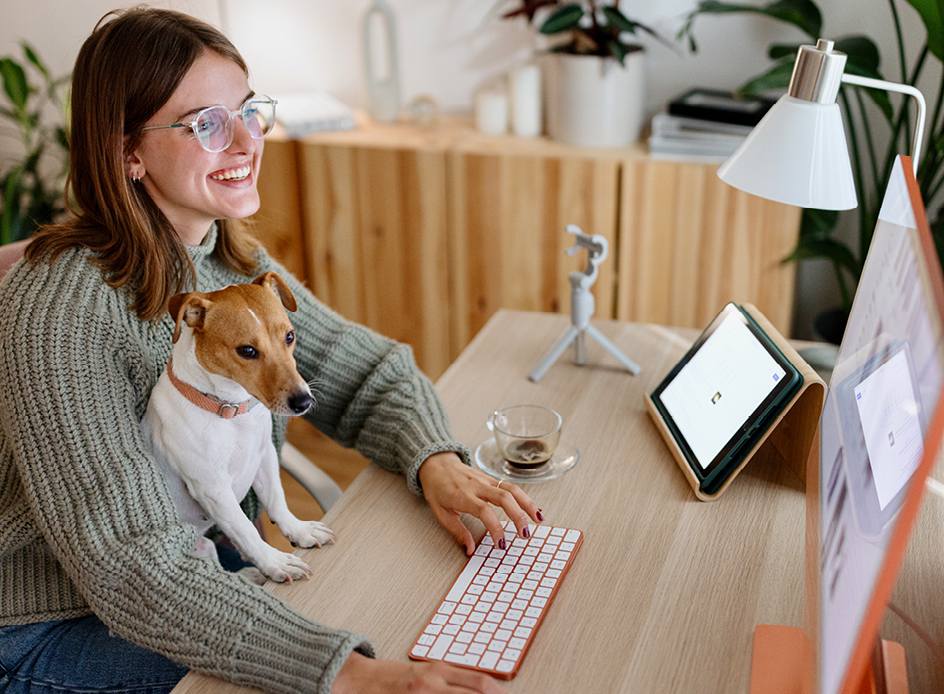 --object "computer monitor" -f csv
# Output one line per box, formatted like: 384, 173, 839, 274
816, 154, 944, 693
